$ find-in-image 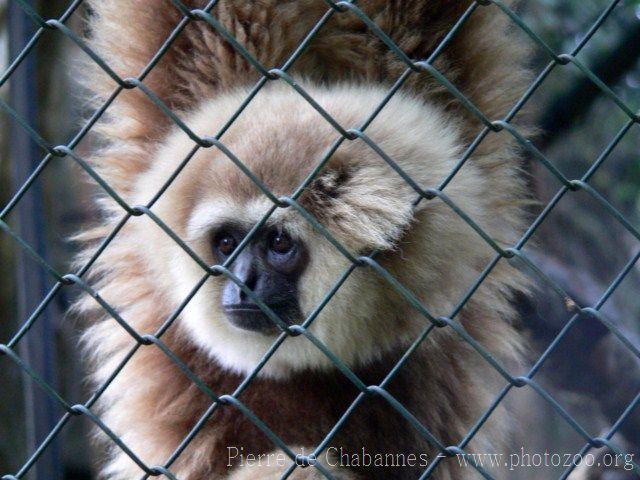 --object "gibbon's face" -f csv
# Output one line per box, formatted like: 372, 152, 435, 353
129, 84, 499, 377
212, 221, 307, 334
